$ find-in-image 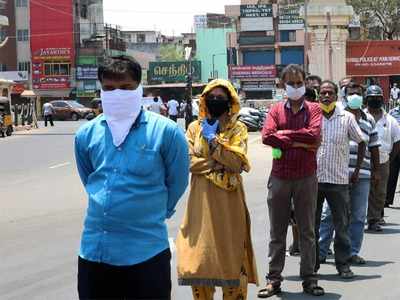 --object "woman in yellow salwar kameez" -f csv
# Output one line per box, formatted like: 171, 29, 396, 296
176, 79, 258, 300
